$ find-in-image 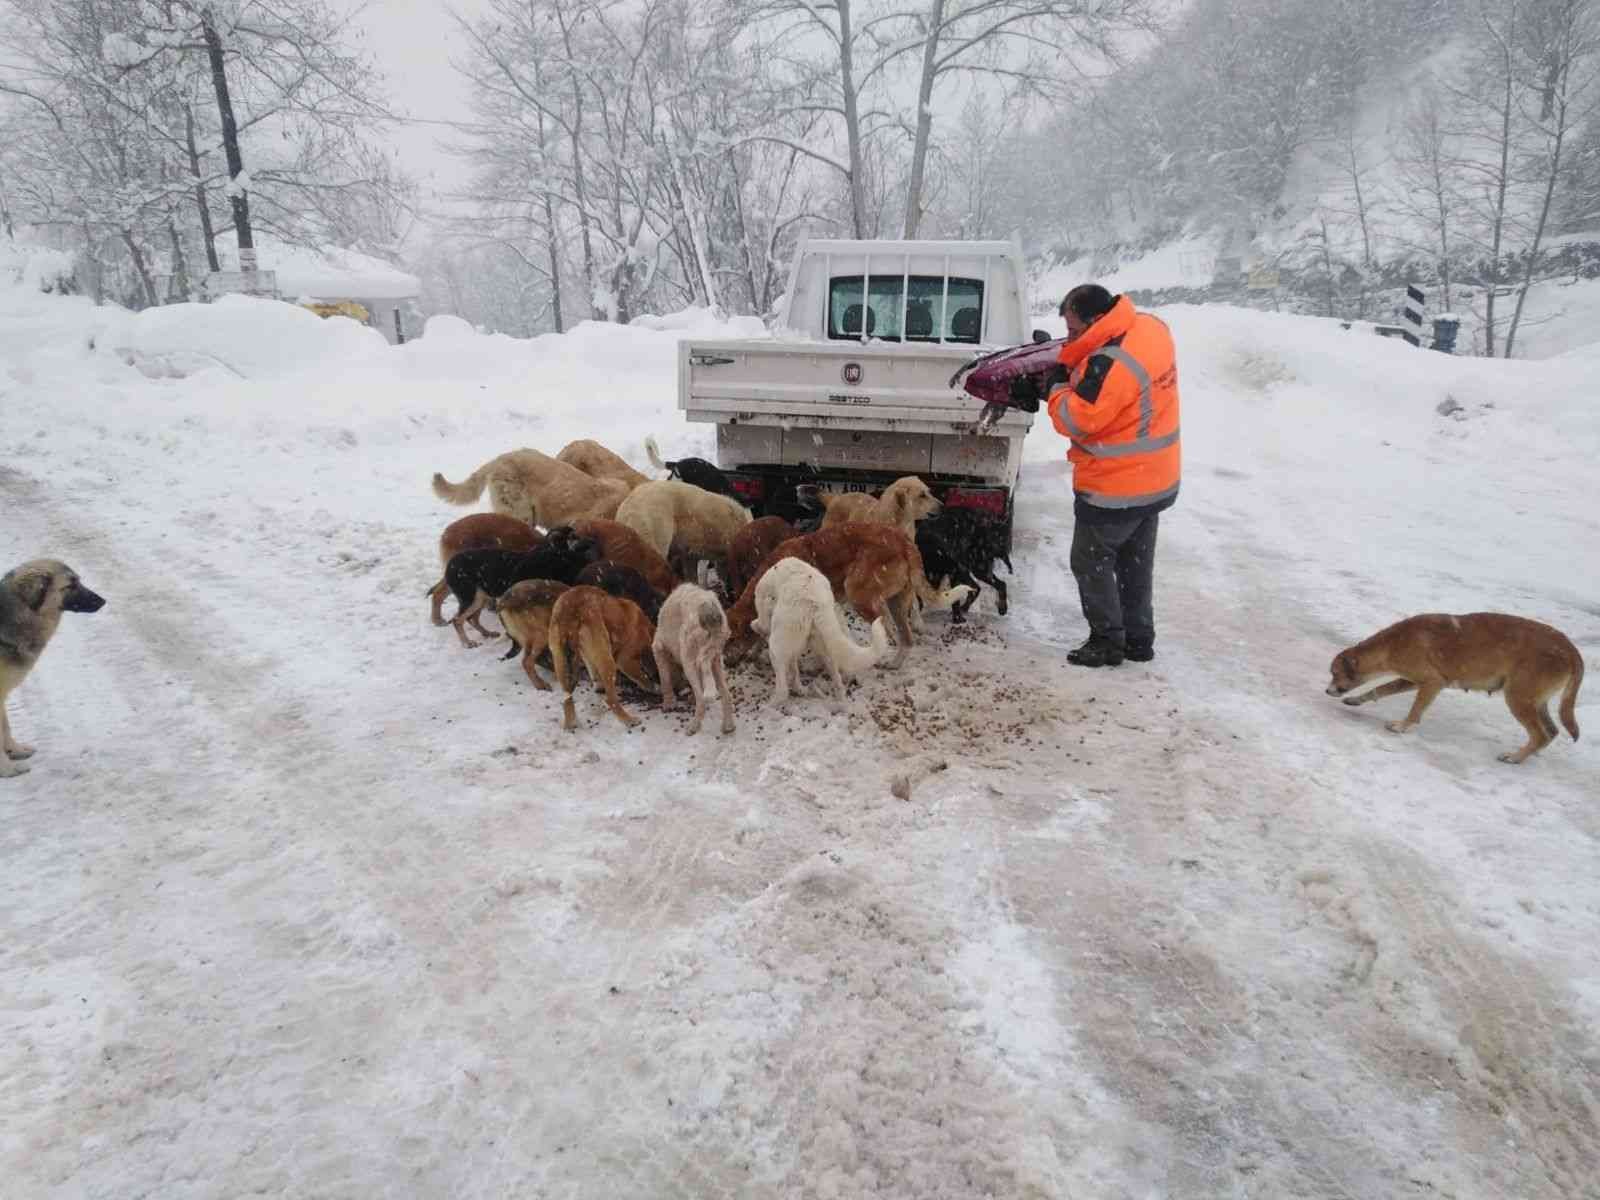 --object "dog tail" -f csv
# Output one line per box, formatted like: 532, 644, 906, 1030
816, 607, 892, 676
912, 570, 974, 612
644, 435, 667, 473
696, 596, 726, 634
432, 459, 494, 505
1559, 646, 1585, 742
